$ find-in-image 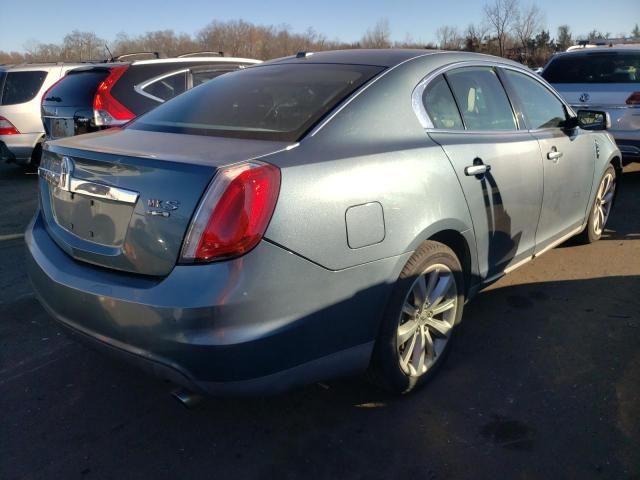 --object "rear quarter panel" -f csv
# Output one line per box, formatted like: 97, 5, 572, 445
264, 57, 477, 276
